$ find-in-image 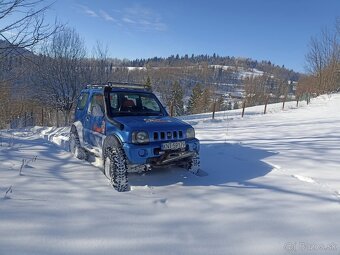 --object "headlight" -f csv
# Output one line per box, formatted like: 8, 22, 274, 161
132, 131, 149, 144
186, 128, 195, 139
